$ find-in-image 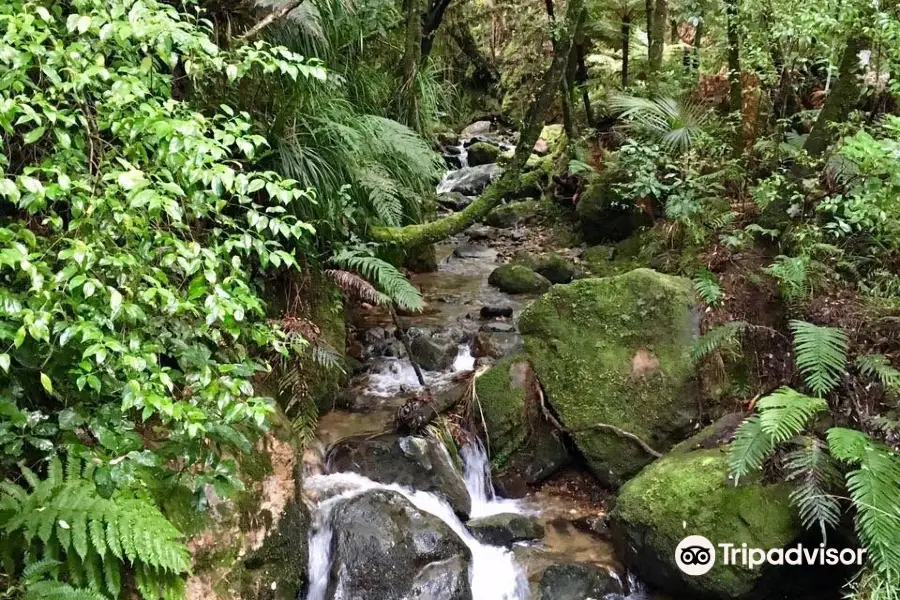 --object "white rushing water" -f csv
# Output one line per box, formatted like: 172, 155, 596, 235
302, 469, 529, 600
363, 344, 474, 397
461, 440, 525, 519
